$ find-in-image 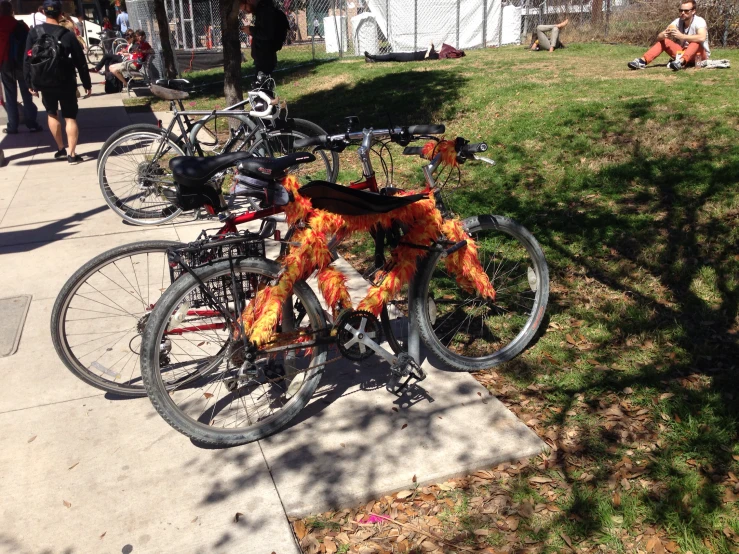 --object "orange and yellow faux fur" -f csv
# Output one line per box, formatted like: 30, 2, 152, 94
240, 154, 495, 346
